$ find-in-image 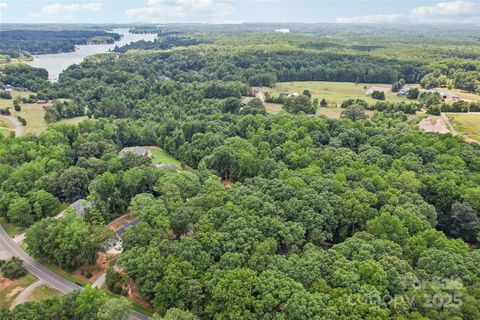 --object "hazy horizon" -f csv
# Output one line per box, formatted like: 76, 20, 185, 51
1, 0, 480, 25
